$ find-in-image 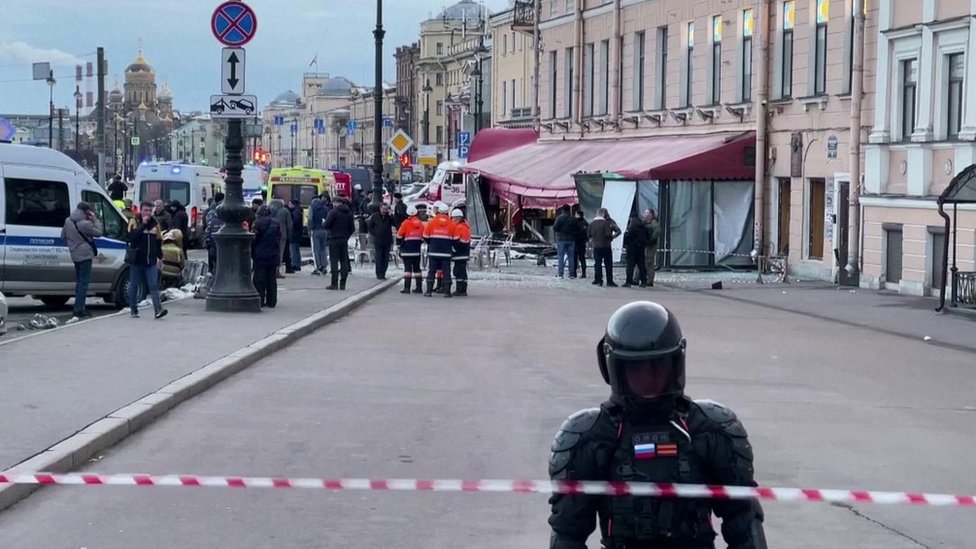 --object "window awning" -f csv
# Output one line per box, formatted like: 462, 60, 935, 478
462, 131, 755, 208
468, 128, 539, 162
